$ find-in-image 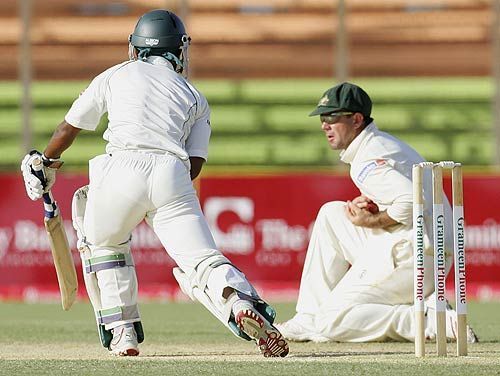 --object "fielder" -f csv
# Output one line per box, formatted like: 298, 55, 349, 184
276, 82, 478, 344
20, 9, 288, 358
